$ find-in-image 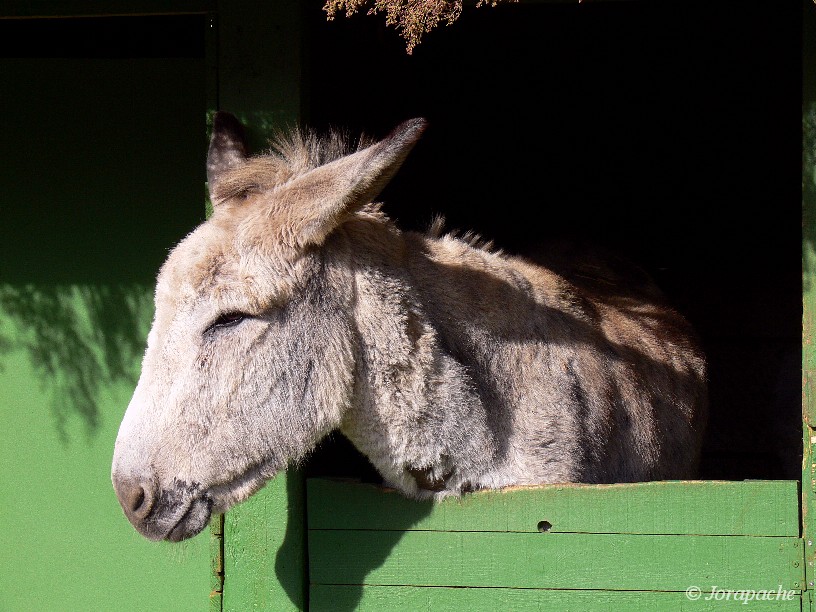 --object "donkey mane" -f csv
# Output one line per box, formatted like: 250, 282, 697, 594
427, 215, 501, 255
